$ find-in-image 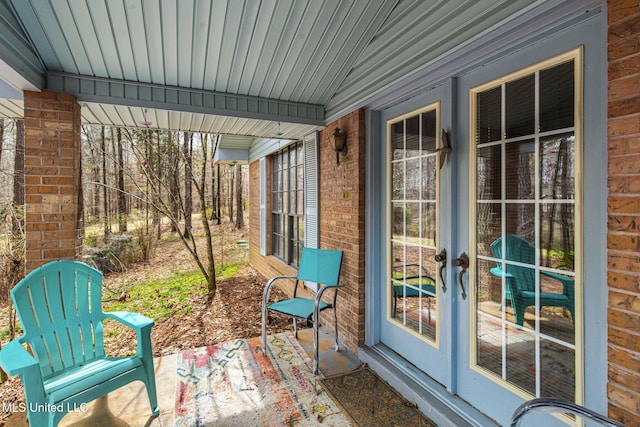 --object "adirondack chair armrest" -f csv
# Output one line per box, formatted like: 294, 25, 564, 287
0, 339, 39, 376
105, 311, 155, 331
490, 266, 514, 278
105, 311, 155, 360
541, 271, 575, 299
